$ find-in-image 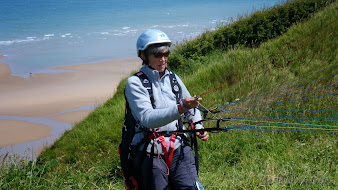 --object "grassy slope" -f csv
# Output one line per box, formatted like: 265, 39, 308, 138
1, 1, 337, 190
